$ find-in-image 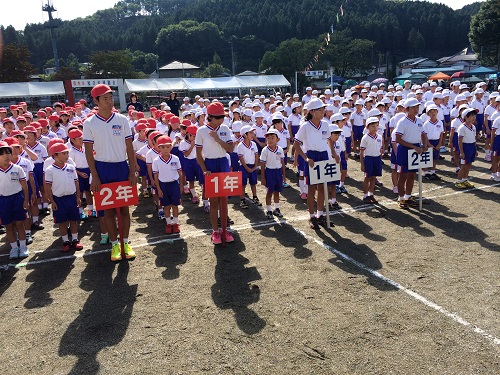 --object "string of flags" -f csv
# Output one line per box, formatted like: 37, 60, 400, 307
304, 0, 350, 72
